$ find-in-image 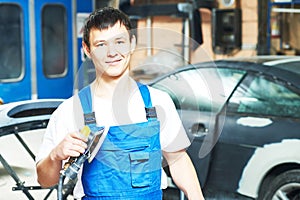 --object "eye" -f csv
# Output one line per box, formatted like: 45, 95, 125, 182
96, 42, 105, 47
116, 40, 125, 45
